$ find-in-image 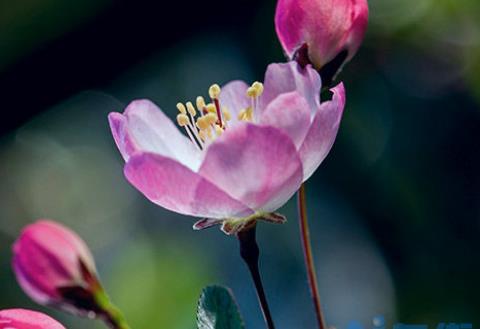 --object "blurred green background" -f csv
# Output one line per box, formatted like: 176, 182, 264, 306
0, 0, 479, 328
